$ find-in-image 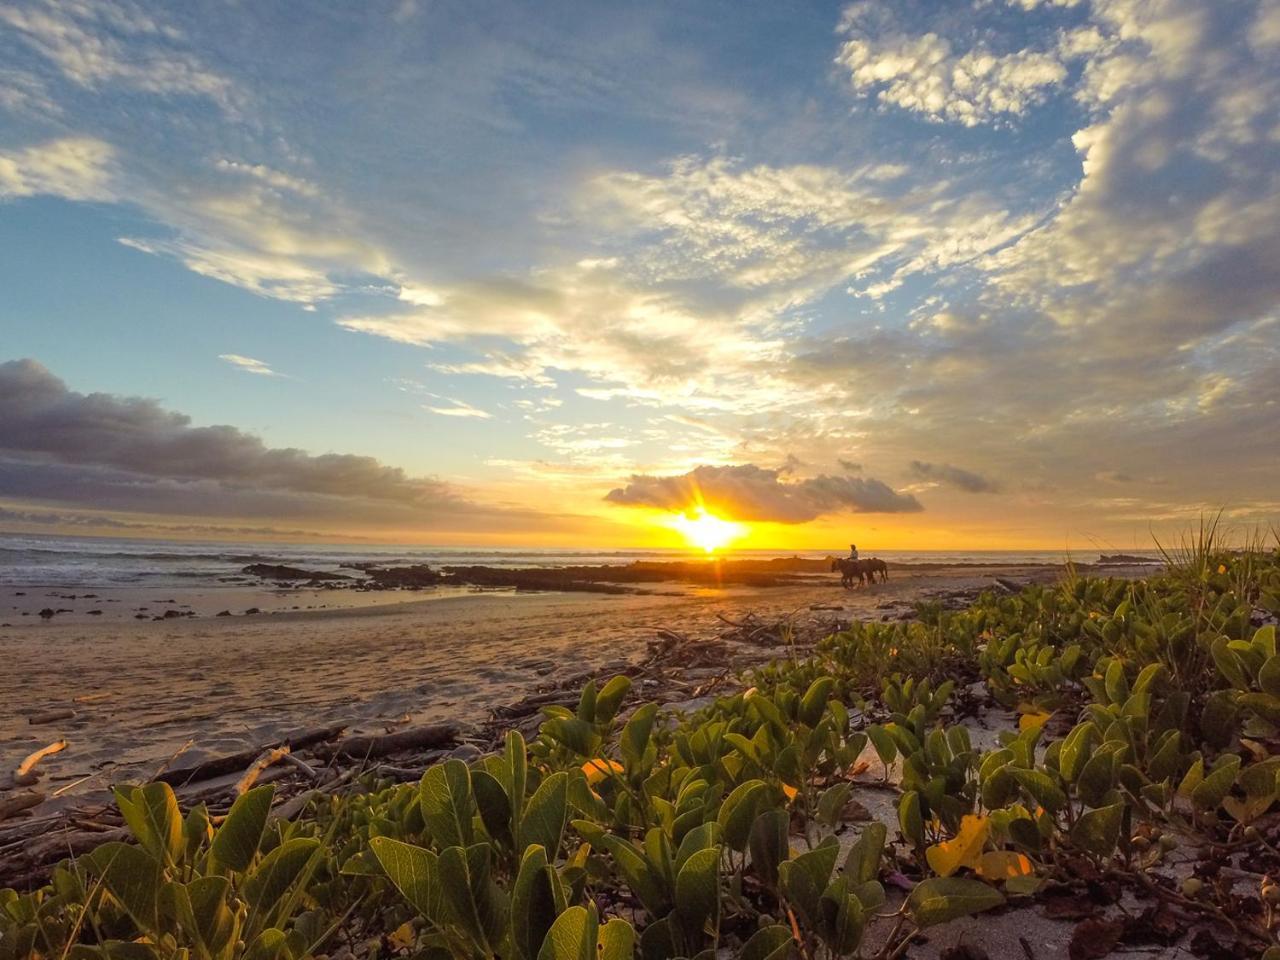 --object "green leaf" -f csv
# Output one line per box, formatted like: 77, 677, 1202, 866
601, 834, 668, 916
866, 724, 898, 768
242, 929, 290, 960
740, 925, 793, 960
537, 904, 597, 960
907, 877, 1005, 928
370, 837, 442, 921
114, 783, 184, 867
595, 676, 632, 725
473, 770, 514, 848
748, 808, 789, 889
85, 842, 162, 933
543, 716, 601, 757
779, 840, 839, 925
243, 837, 320, 917
597, 918, 635, 960
1191, 755, 1241, 811
818, 876, 865, 954
843, 822, 886, 884
1071, 802, 1123, 858
438, 843, 504, 950
1058, 722, 1098, 783
1212, 636, 1249, 689
799, 677, 836, 727
210, 784, 273, 872
522, 772, 569, 859
898, 791, 925, 847
674, 846, 720, 932
512, 845, 562, 960
186, 876, 236, 955
1009, 769, 1067, 813
621, 703, 658, 766
717, 780, 767, 852
419, 759, 474, 848
1259, 655, 1280, 696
